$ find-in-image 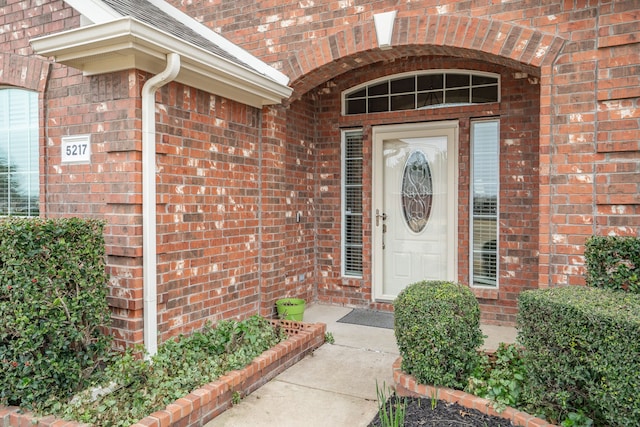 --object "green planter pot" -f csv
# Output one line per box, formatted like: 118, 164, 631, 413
276, 298, 306, 321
